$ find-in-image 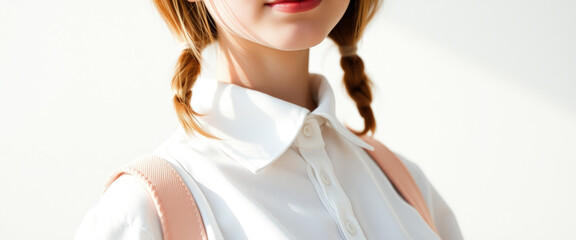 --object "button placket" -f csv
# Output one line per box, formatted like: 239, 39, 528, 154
294, 117, 367, 240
